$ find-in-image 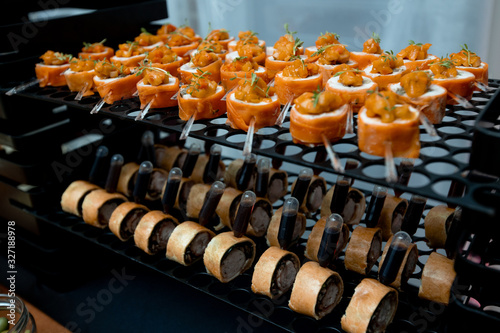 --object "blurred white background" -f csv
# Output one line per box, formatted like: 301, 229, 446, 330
164, 0, 500, 78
